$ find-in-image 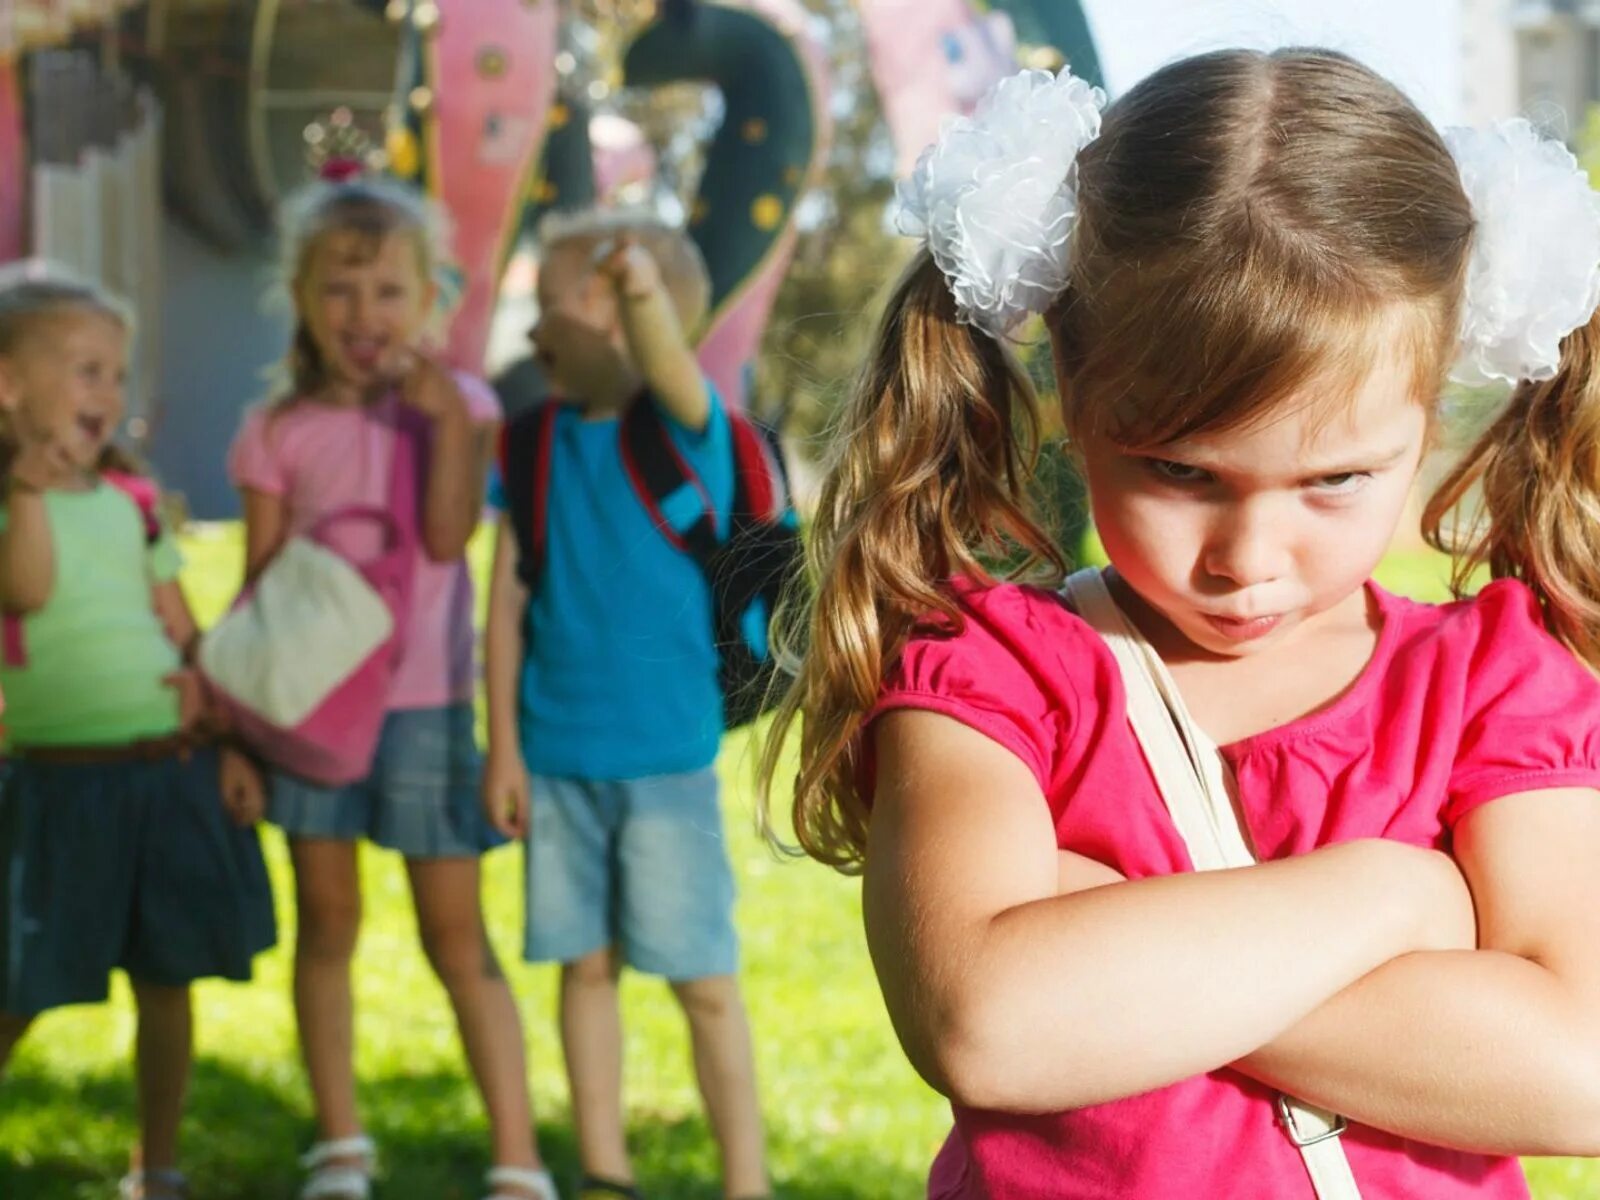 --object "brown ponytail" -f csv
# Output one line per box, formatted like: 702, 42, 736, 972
757, 251, 1065, 871
1424, 311, 1600, 671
